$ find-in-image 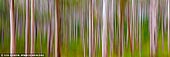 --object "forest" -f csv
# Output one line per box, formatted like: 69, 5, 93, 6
0, 0, 169, 57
